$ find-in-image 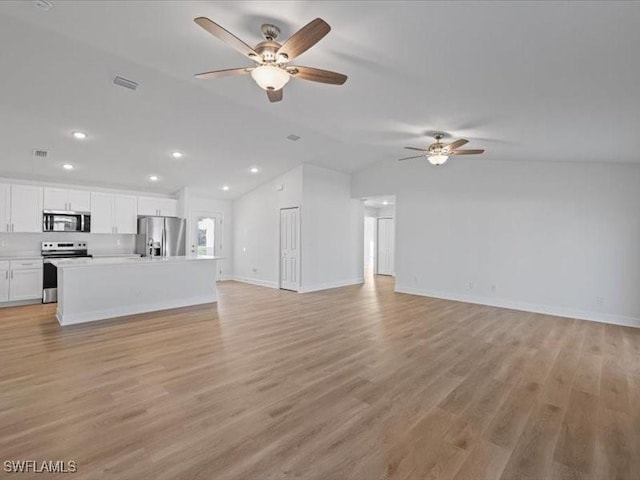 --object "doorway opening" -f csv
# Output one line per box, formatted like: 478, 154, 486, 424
279, 207, 300, 292
363, 196, 396, 281
190, 212, 223, 276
